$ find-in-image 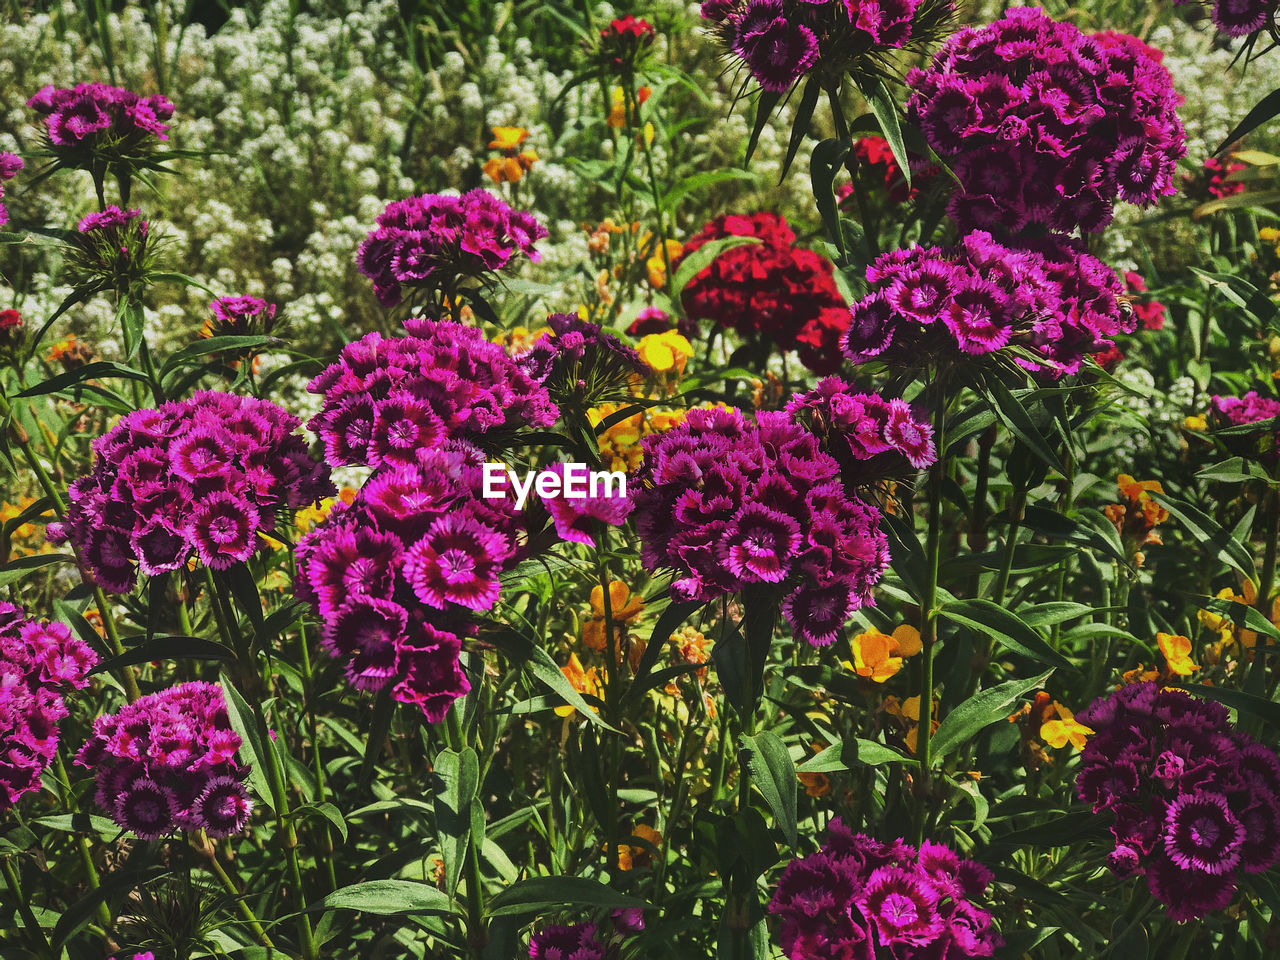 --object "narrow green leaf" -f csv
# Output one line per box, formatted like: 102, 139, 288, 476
742, 731, 797, 848
17, 361, 149, 397
929, 670, 1054, 764
1190, 683, 1280, 727
859, 74, 911, 187
434, 747, 481, 899
0, 552, 76, 587
811, 138, 851, 262
316, 879, 458, 916
1215, 87, 1280, 155
90, 635, 233, 674
218, 674, 275, 812
486, 876, 646, 918
796, 738, 909, 772
980, 379, 1065, 476
780, 76, 822, 182
291, 801, 348, 845
939, 600, 1075, 672
1151, 493, 1257, 581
